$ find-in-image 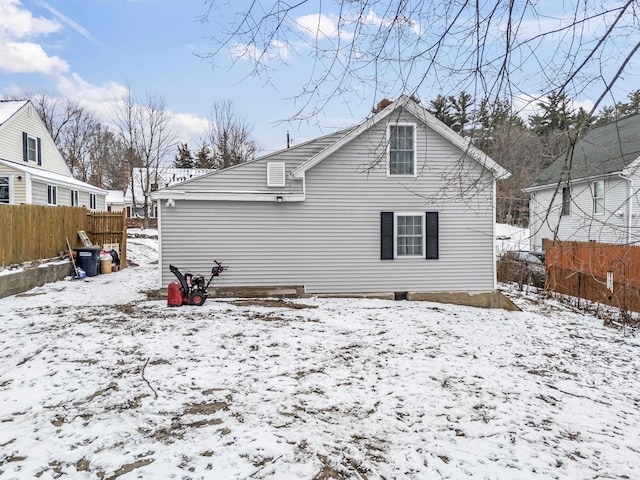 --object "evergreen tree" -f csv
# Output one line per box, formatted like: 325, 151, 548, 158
173, 142, 195, 168
194, 141, 214, 169
571, 107, 597, 131
448, 91, 472, 133
528, 91, 573, 135
427, 95, 454, 127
